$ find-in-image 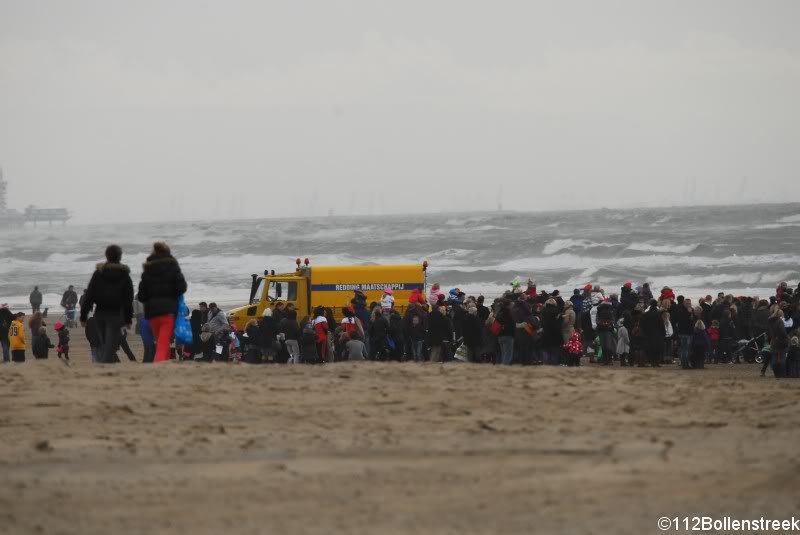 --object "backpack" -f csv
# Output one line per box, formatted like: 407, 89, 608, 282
303, 322, 318, 342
